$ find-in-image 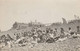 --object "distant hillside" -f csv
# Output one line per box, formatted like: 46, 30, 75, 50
0, 18, 80, 37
